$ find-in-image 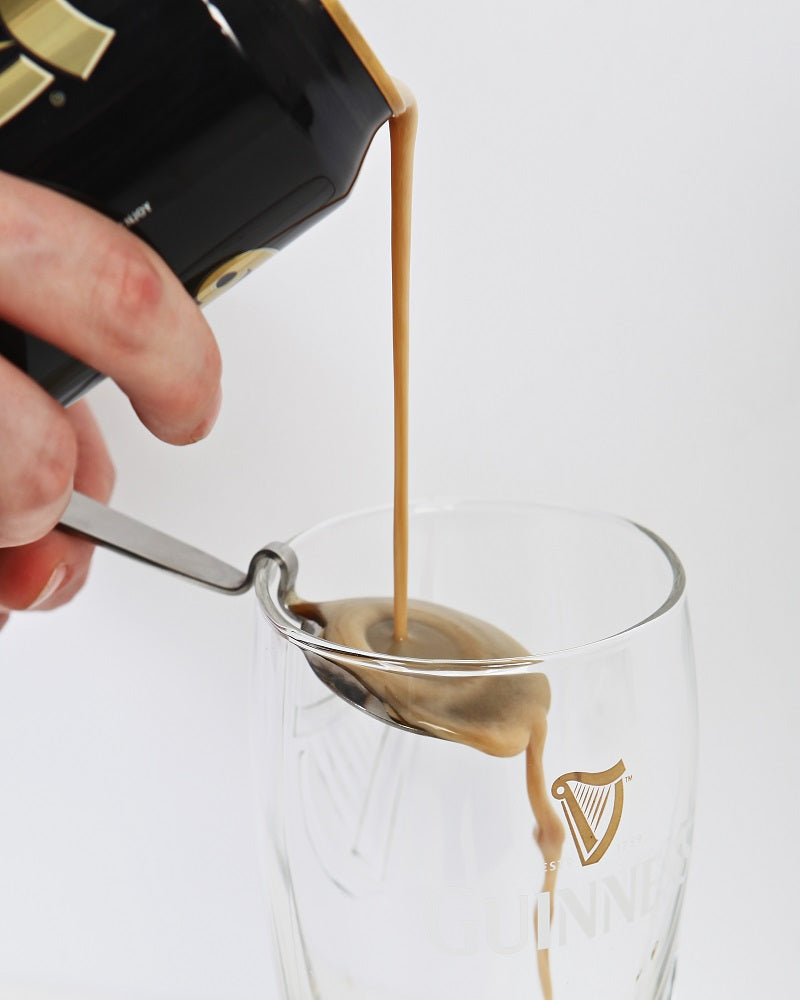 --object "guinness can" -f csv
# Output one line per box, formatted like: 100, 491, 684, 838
0, 0, 403, 403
